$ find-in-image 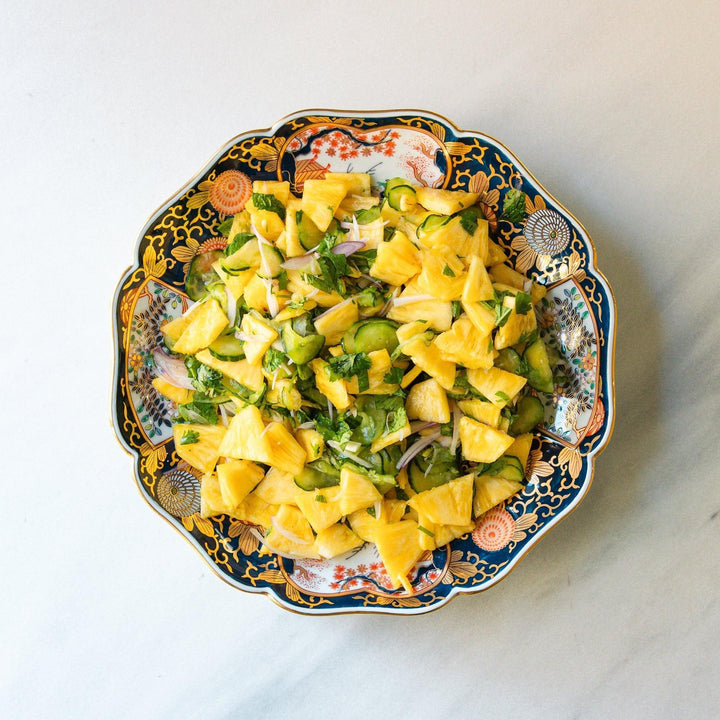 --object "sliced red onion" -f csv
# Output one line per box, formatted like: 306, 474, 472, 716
270, 516, 312, 545
326, 441, 374, 469
332, 240, 366, 256
152, 347, 194, 389
296, 421, 316, 430
225, 286, 237, 326
409, 421, 440, 435
391, 293, 437, 308
373, 500, 383, 520
358, 273, 383, 287
234, 331, 253, 342
314, 295, 356, 321
281, 253, 316, 270
396, 431, 441, 469
450, 401, 462, 454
